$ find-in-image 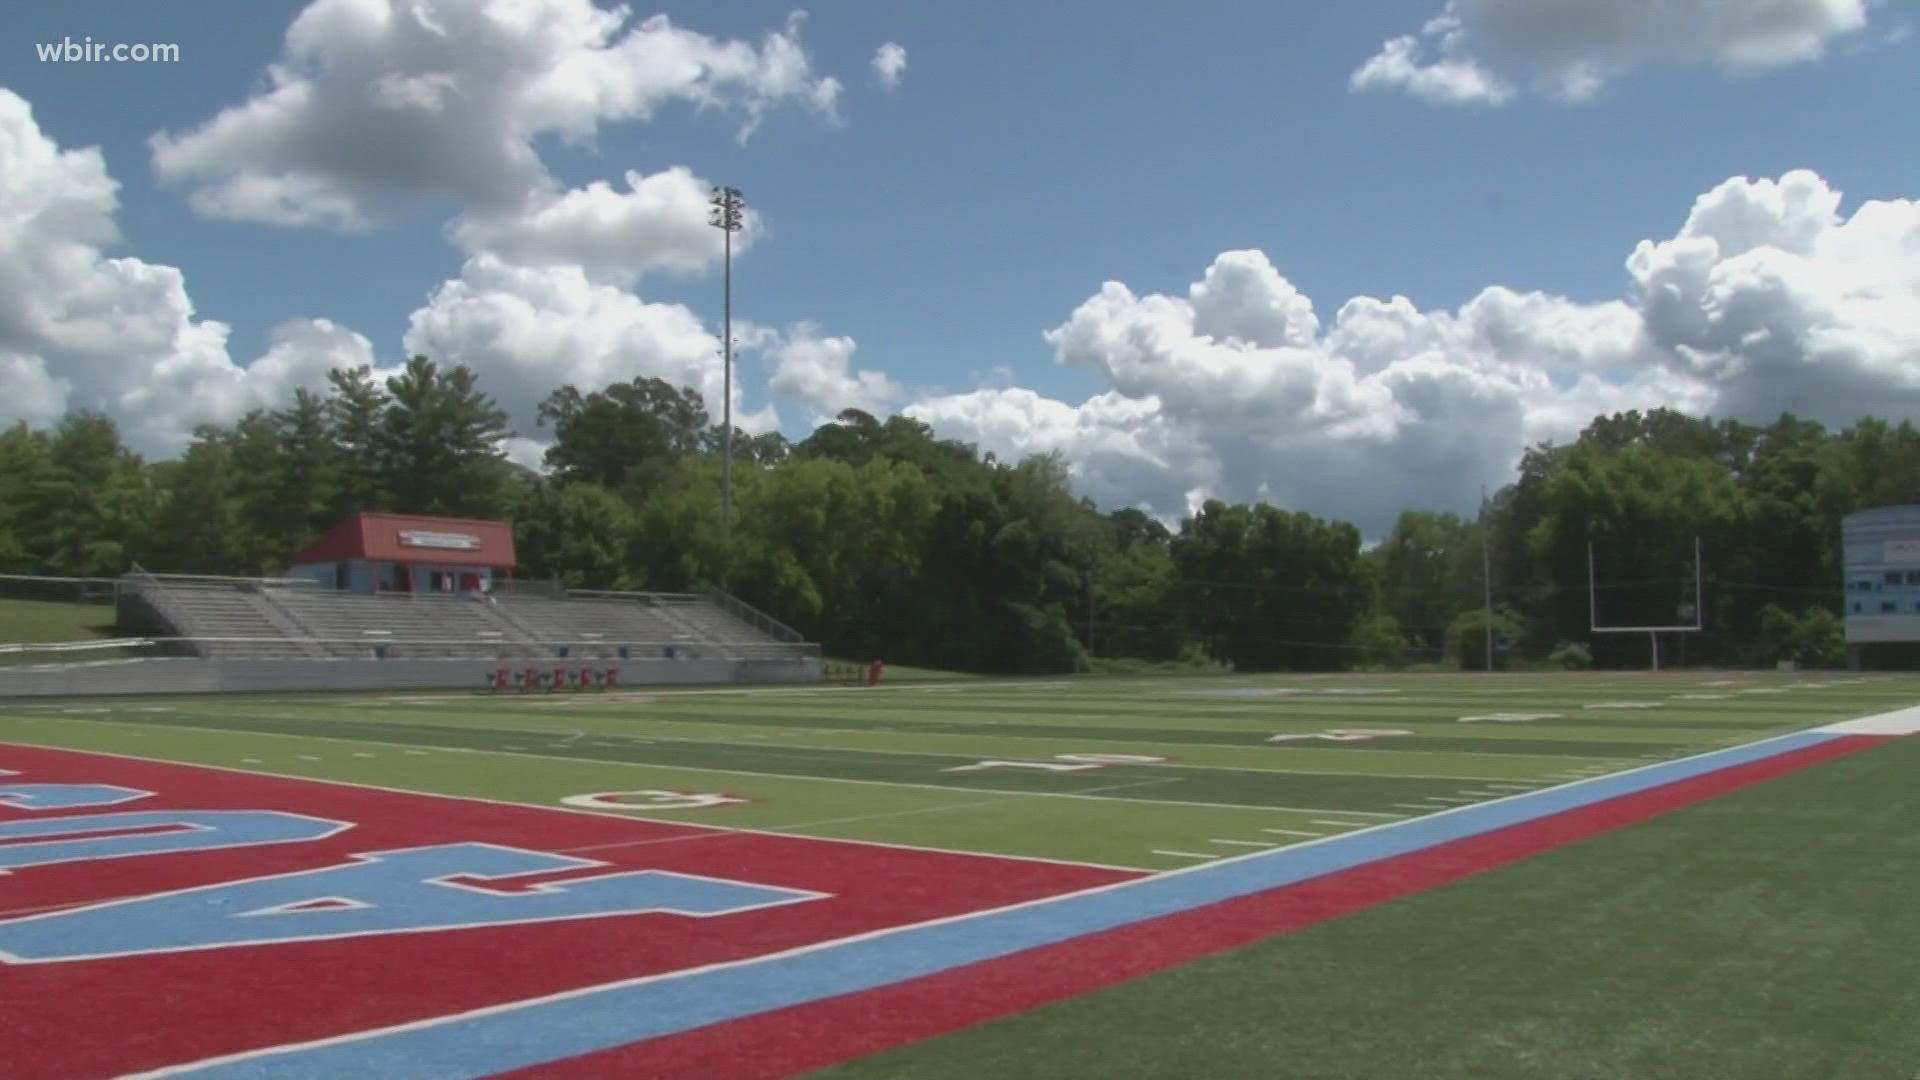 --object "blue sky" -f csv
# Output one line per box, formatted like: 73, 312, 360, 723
2, 1, 1914, 533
